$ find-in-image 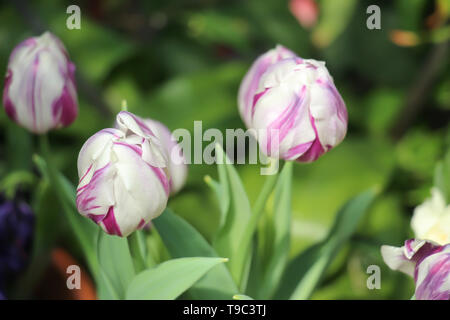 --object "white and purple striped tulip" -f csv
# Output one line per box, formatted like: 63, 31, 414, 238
76, 111, 170, 237
238, 45, 296, 128
3, 32, 78, 134
239, 46, 347, 162
144, 119, 188, 194
381, 239, 450, 300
